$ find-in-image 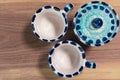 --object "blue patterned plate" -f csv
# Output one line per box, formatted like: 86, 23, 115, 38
73, 1, 119, 46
